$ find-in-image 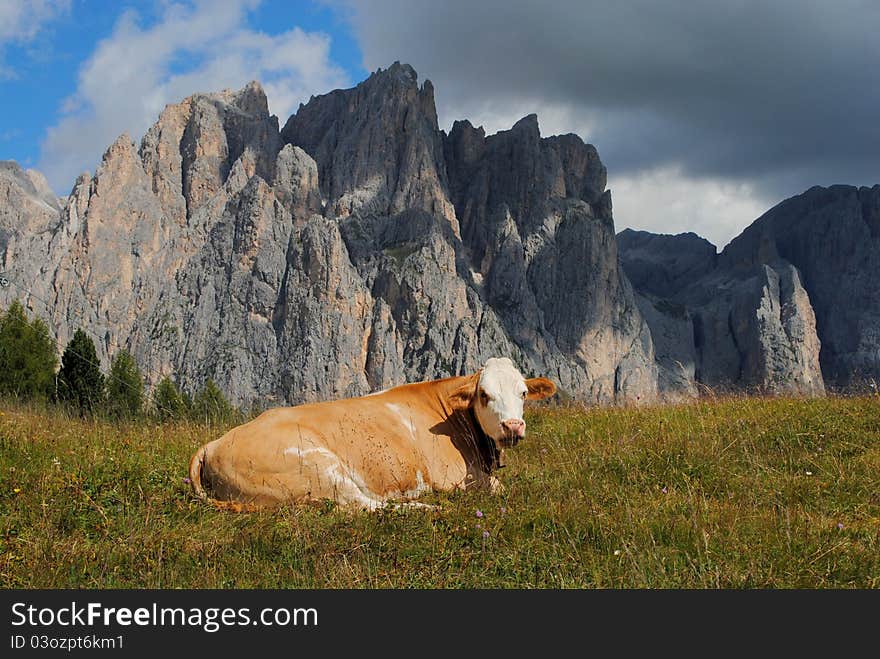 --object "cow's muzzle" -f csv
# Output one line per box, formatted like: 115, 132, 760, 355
500, 419, 526, 447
